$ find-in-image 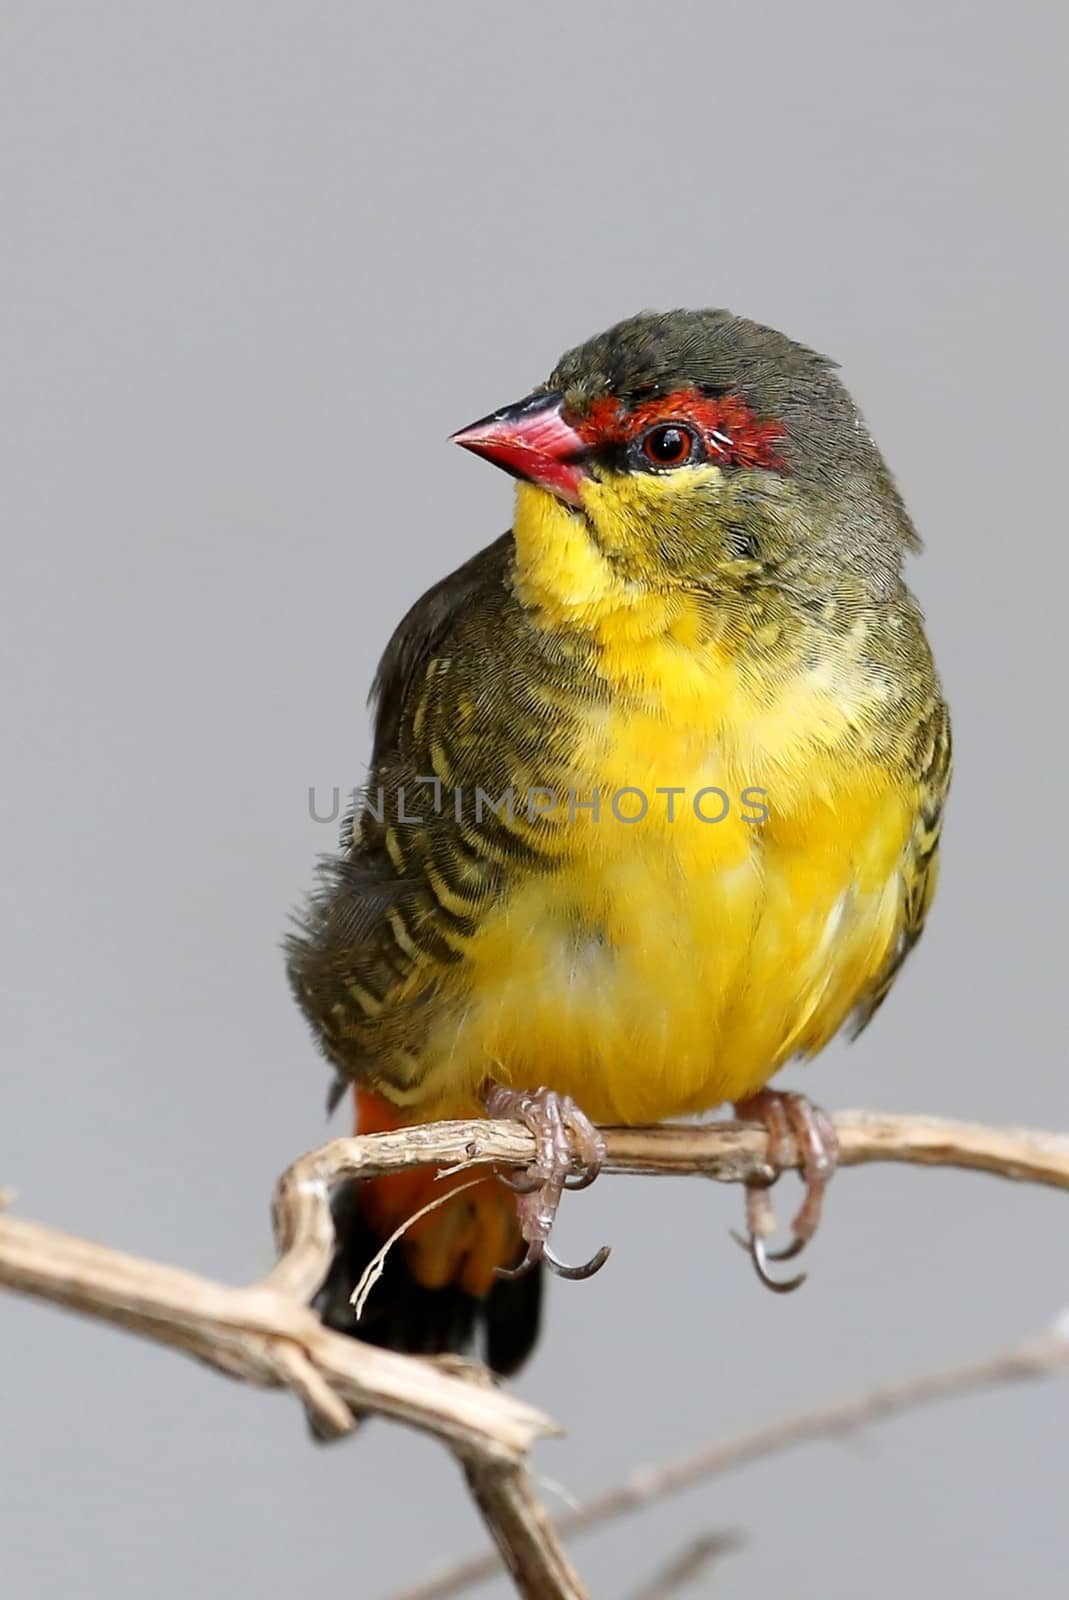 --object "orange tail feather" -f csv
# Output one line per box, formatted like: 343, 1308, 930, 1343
313, 1088, 542, 1375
